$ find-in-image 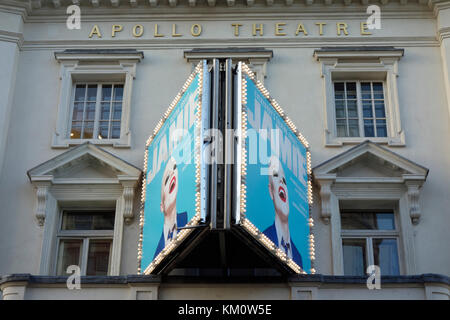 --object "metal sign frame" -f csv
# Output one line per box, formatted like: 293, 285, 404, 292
138, 61, 210, 275
234, 62, 316, 274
